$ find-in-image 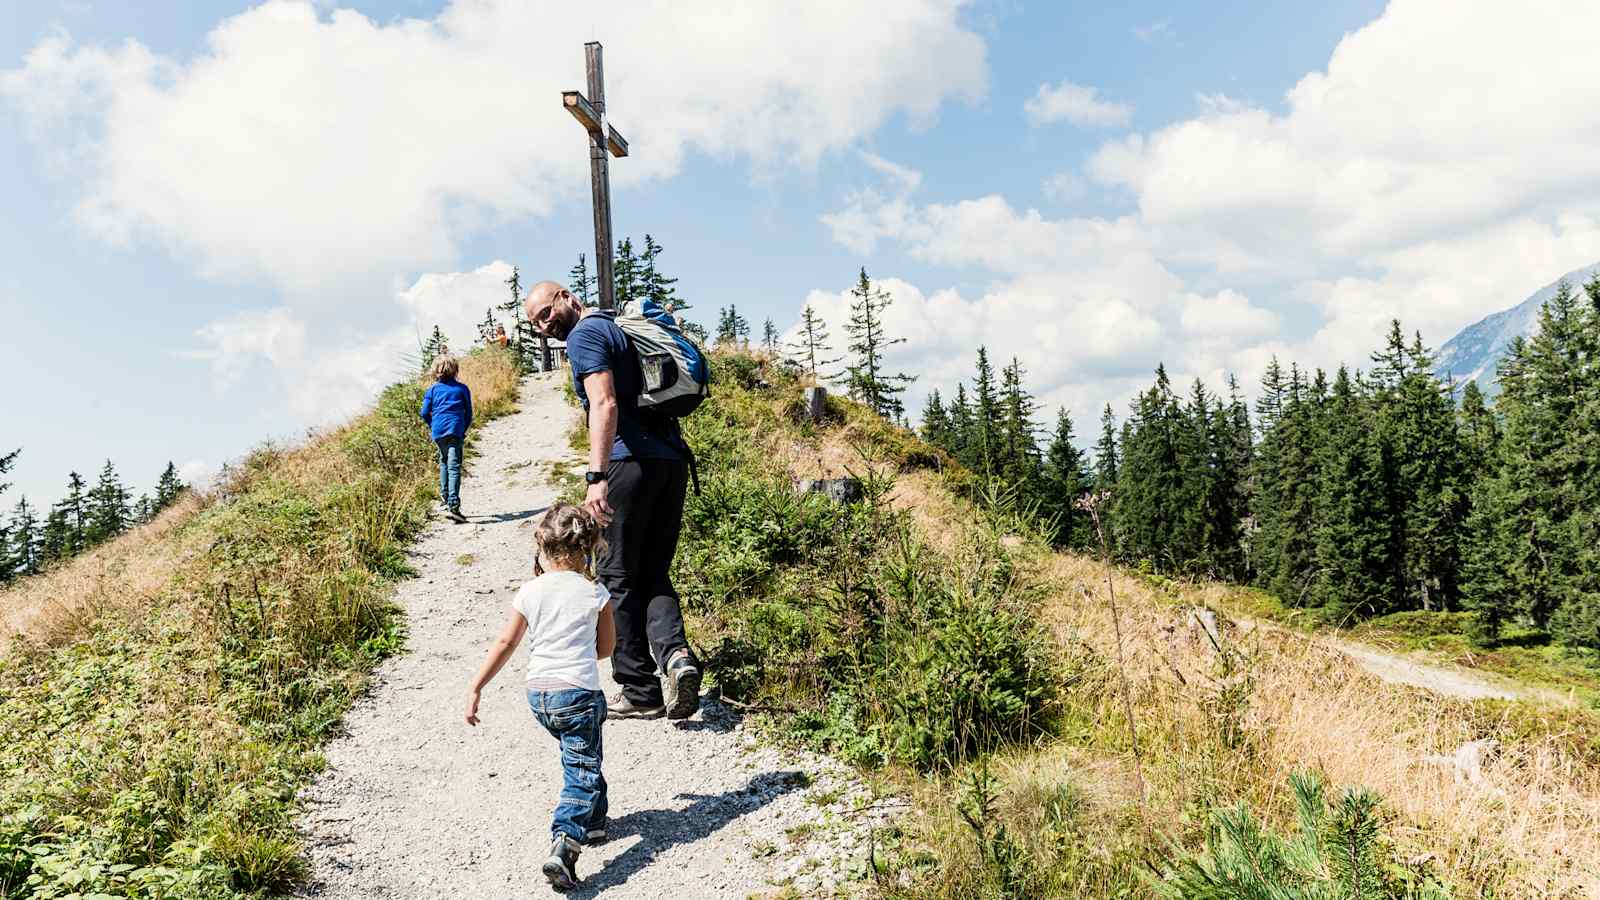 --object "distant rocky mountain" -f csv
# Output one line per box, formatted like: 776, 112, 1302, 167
1435, 261, 1600, 397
